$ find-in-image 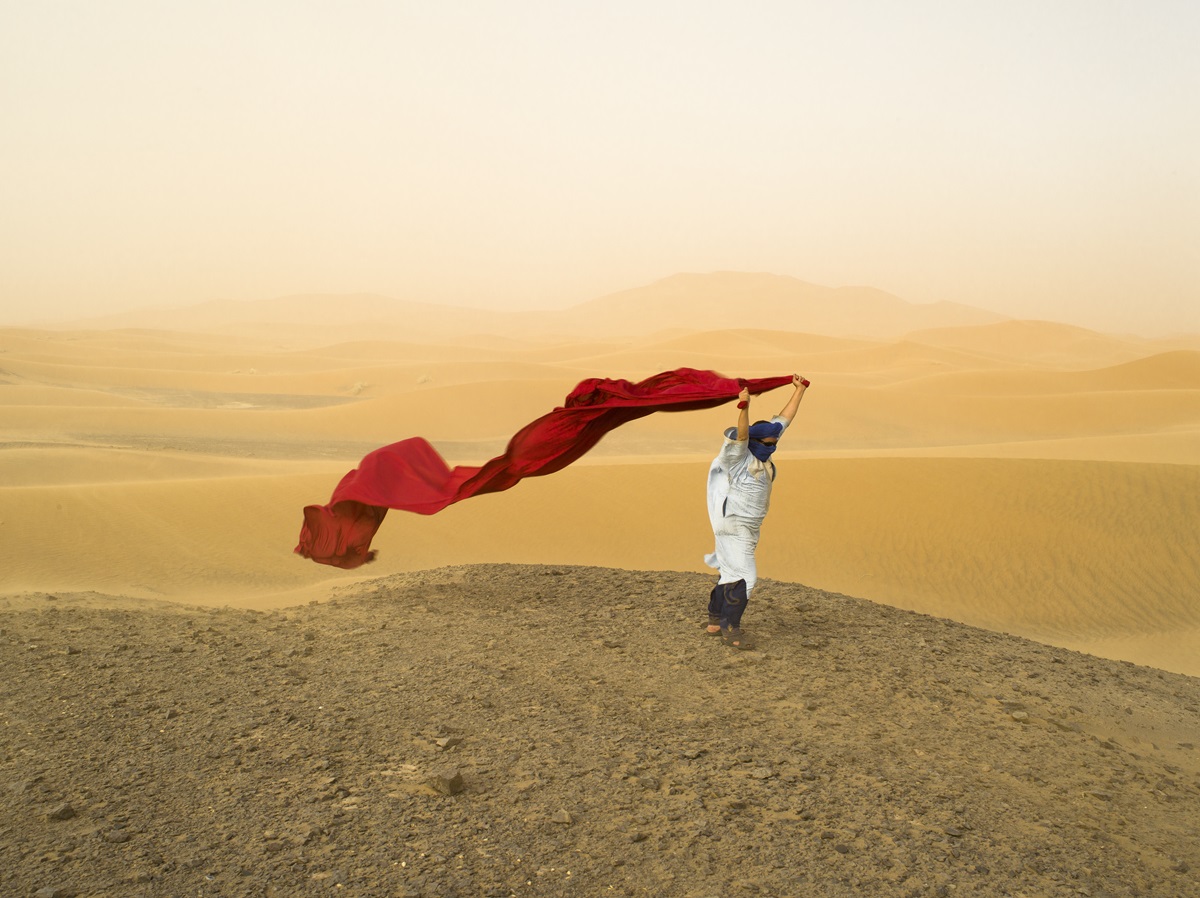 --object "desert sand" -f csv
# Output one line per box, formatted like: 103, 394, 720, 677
2, 277, 1197, 675
4, 566, 1199, 896
3, 276, 1200, 896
